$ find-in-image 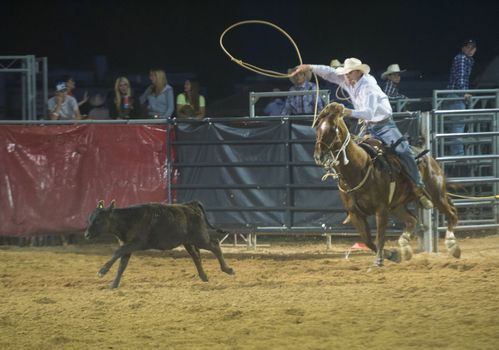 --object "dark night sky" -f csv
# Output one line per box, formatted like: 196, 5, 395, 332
2, 0, 498, 100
